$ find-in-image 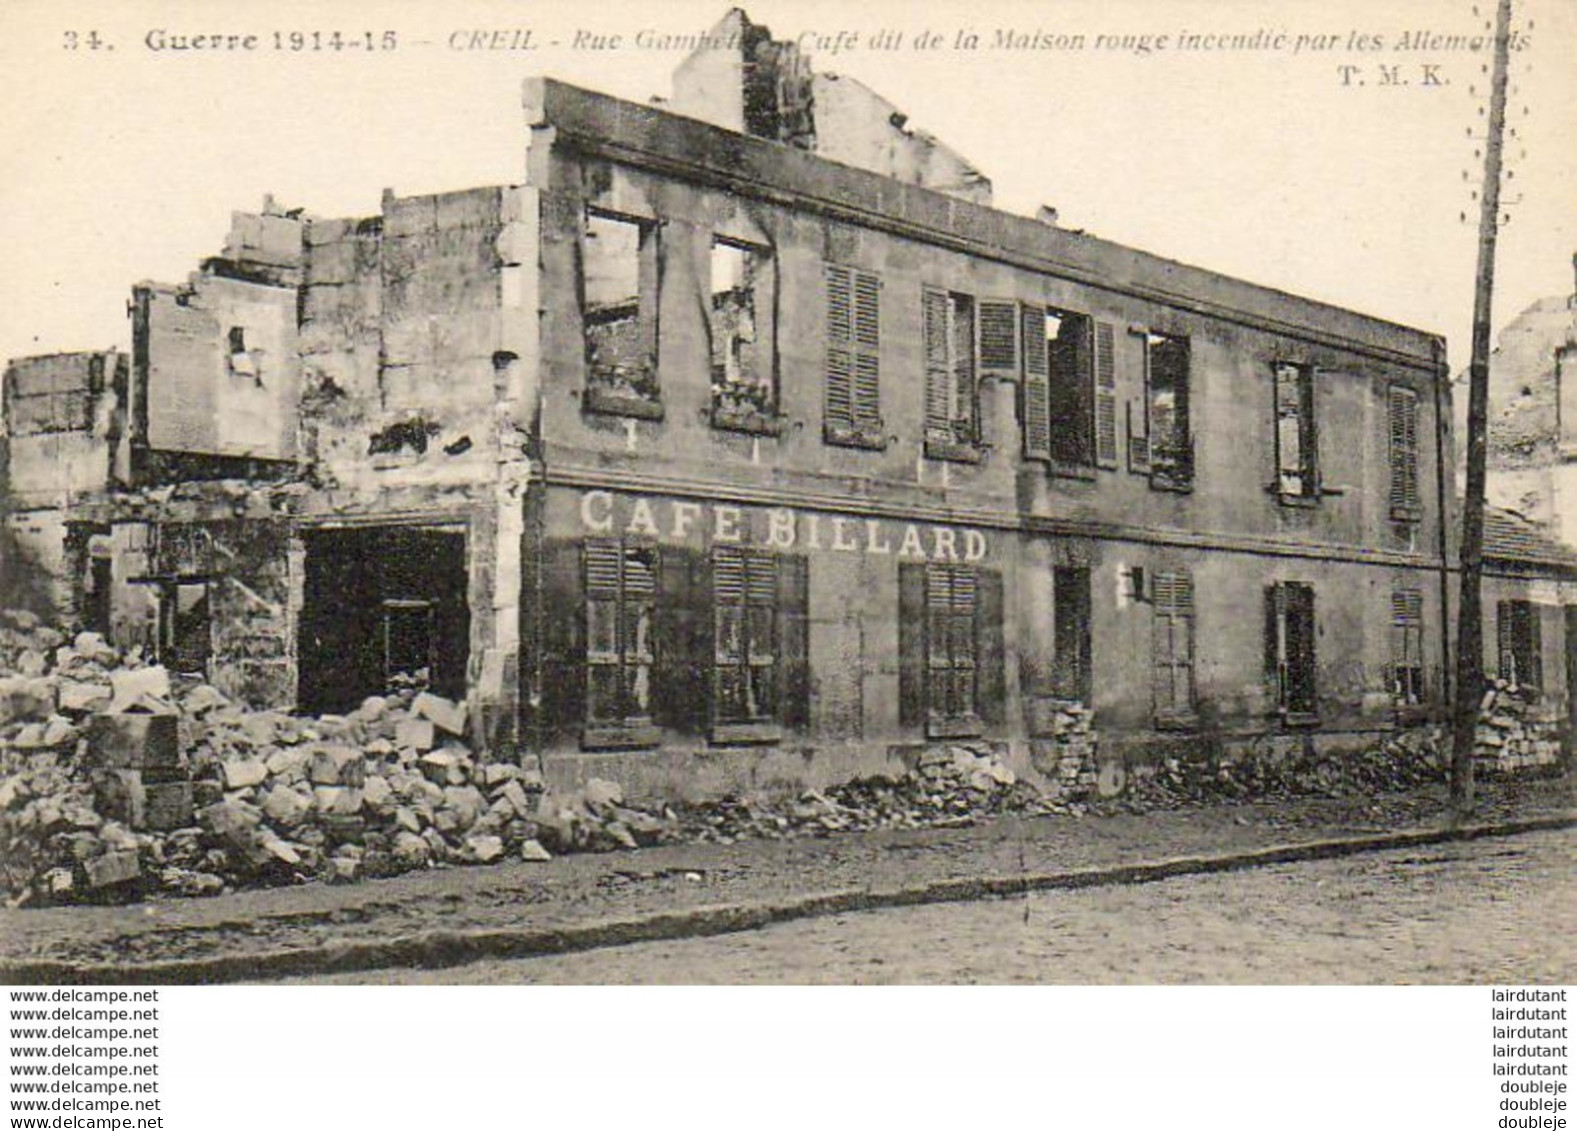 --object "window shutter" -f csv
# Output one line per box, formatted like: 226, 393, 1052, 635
824, 265, 854, 431
1127, 331, 1151, 473
1388, 386, 1420, 518
1020, 304, 1052, 462
1094, 321, 1118, 468
976, 567, 1006, 726
777, 554, 810, 731
952, 295, 977, 441
1265, 583, 1285, 700
653, 547, 703, 735
540, 540, 586, 742
923, 288, 953, 438
978, 300, 1019, 377
1495, 600, 1512, 684
852, 271, 882, 426
898, 561, 927, 728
